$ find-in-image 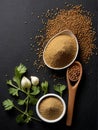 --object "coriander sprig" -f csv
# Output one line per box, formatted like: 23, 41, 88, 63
2, 64, 41, 124
41, 81, 48, 94
3, 99, 14, 110
2, 99, 40, 123
54, 84, 66, 97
